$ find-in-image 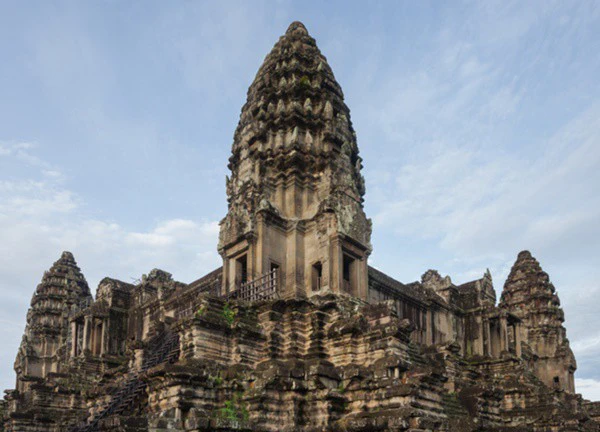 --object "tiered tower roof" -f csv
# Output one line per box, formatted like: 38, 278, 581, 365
232, 21, 360, 173
219, 21, 371, 299
27, 251, 91, 332
499, 250, 576, 391
220, 21, 368, 247
15, 252, 92, 381
499, 250, 564, 327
